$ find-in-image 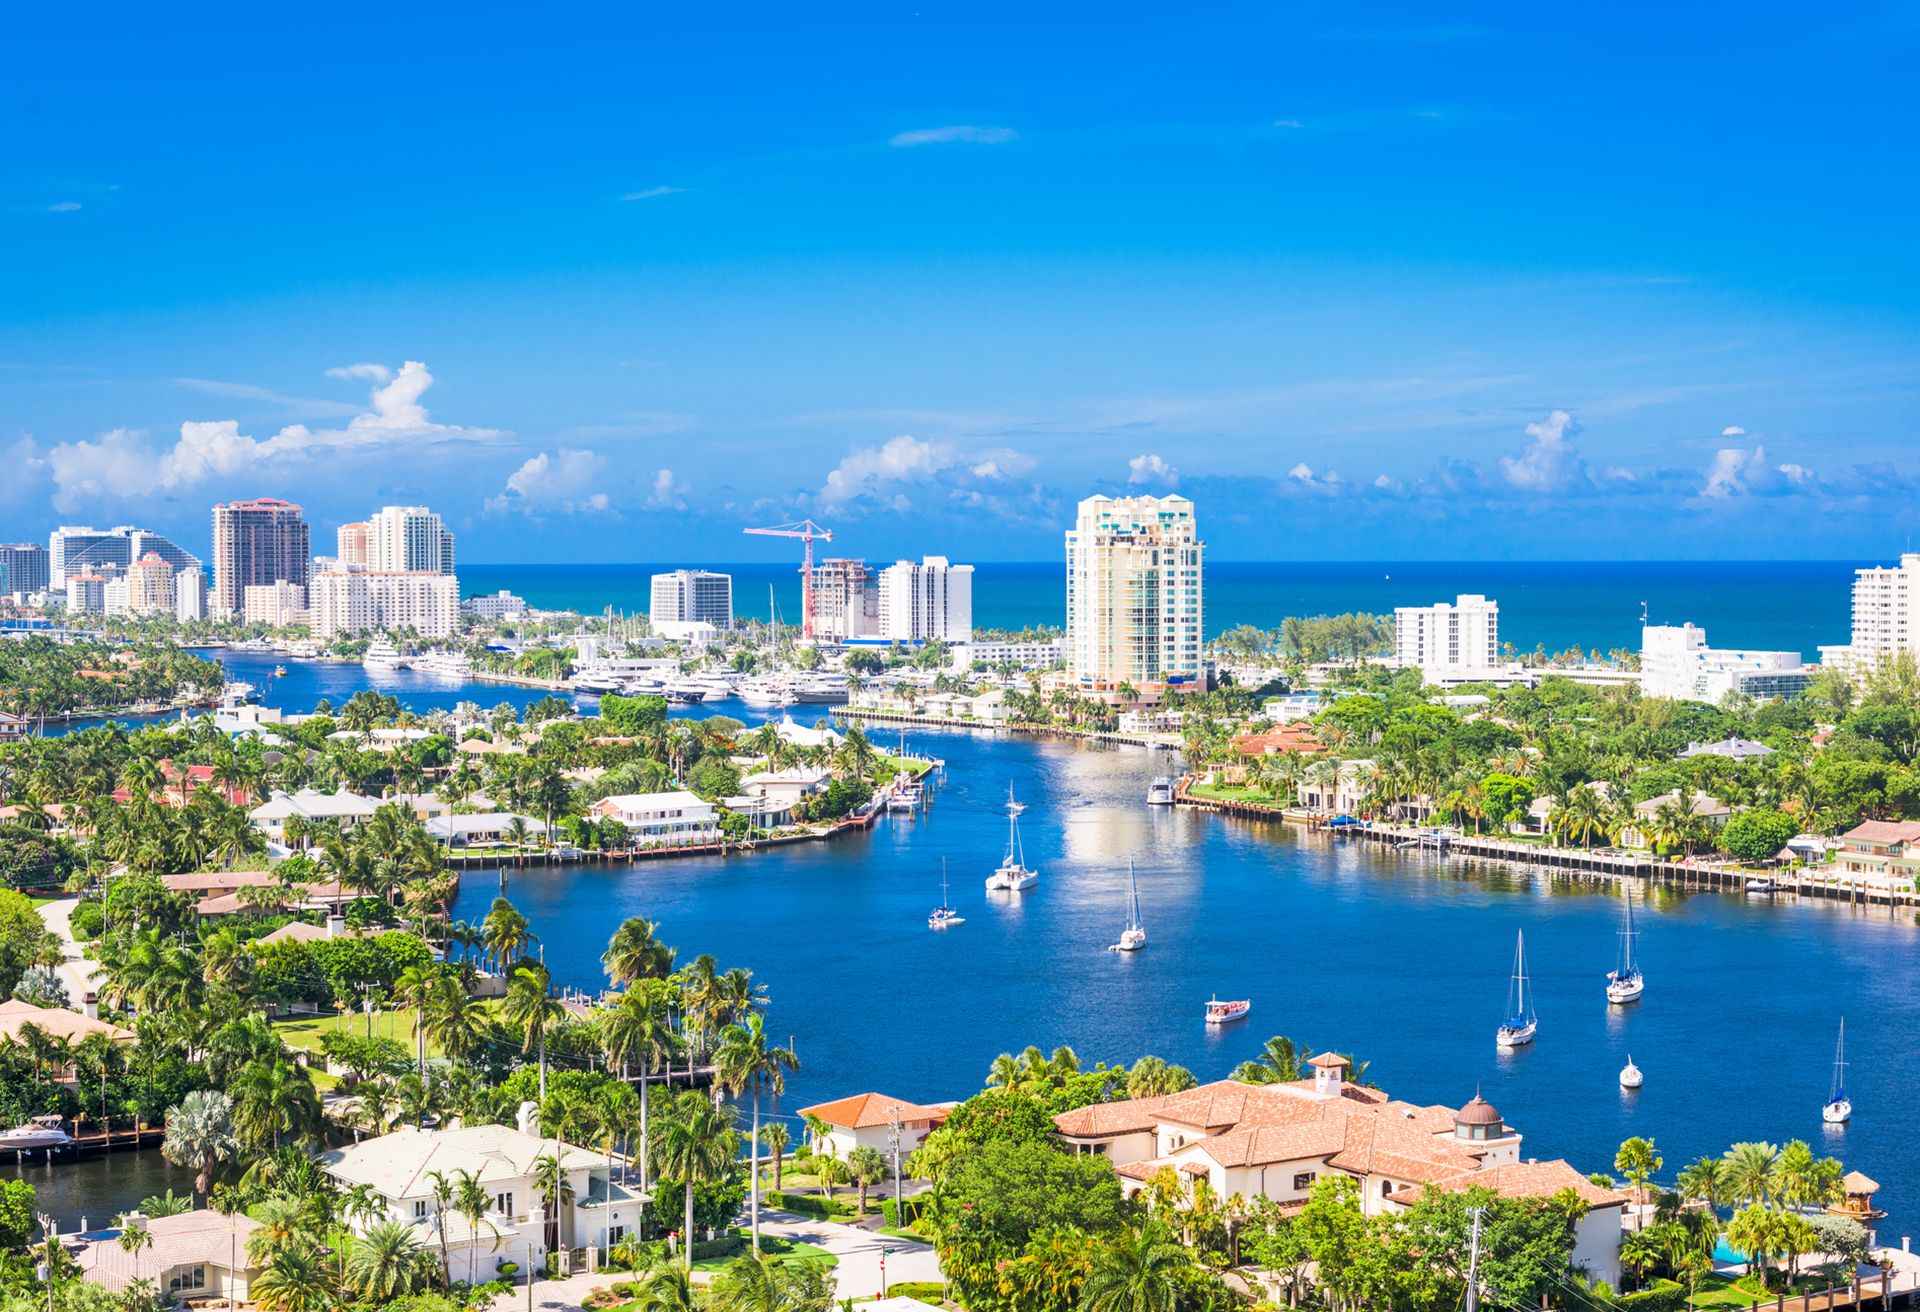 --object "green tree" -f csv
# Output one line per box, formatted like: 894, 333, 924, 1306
0, 1179, 35, 1251
1720, 808, 1800, 862
1080, 1221, 1194, 1312
650, 1089, 740, 1271
344, 1220, 433, 1302
708, 1250, 836, 1312
716, 1015, 799, 1251
160, 1090, 239, 1197
1616, 1136, 1663, 1206
503, 964, 569, 1101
